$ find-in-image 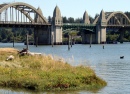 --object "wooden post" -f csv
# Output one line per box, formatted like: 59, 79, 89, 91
36, 30, 38, 47
26, 33, 29, 50
68, 35, 70, 50
90, 33, 92, 48
103, 45, 104, 49
71, 35, 72, 47
0, 13, 1, 21
36, 36, 38, 47
13, 29, 15, 47
73, 38, 75, 45
51, 32, 54, 47
13, 35, 14, 47
120, 30, 124, 43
